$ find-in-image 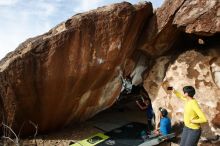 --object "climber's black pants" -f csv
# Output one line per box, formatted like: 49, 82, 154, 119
180, 126, 201, 146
